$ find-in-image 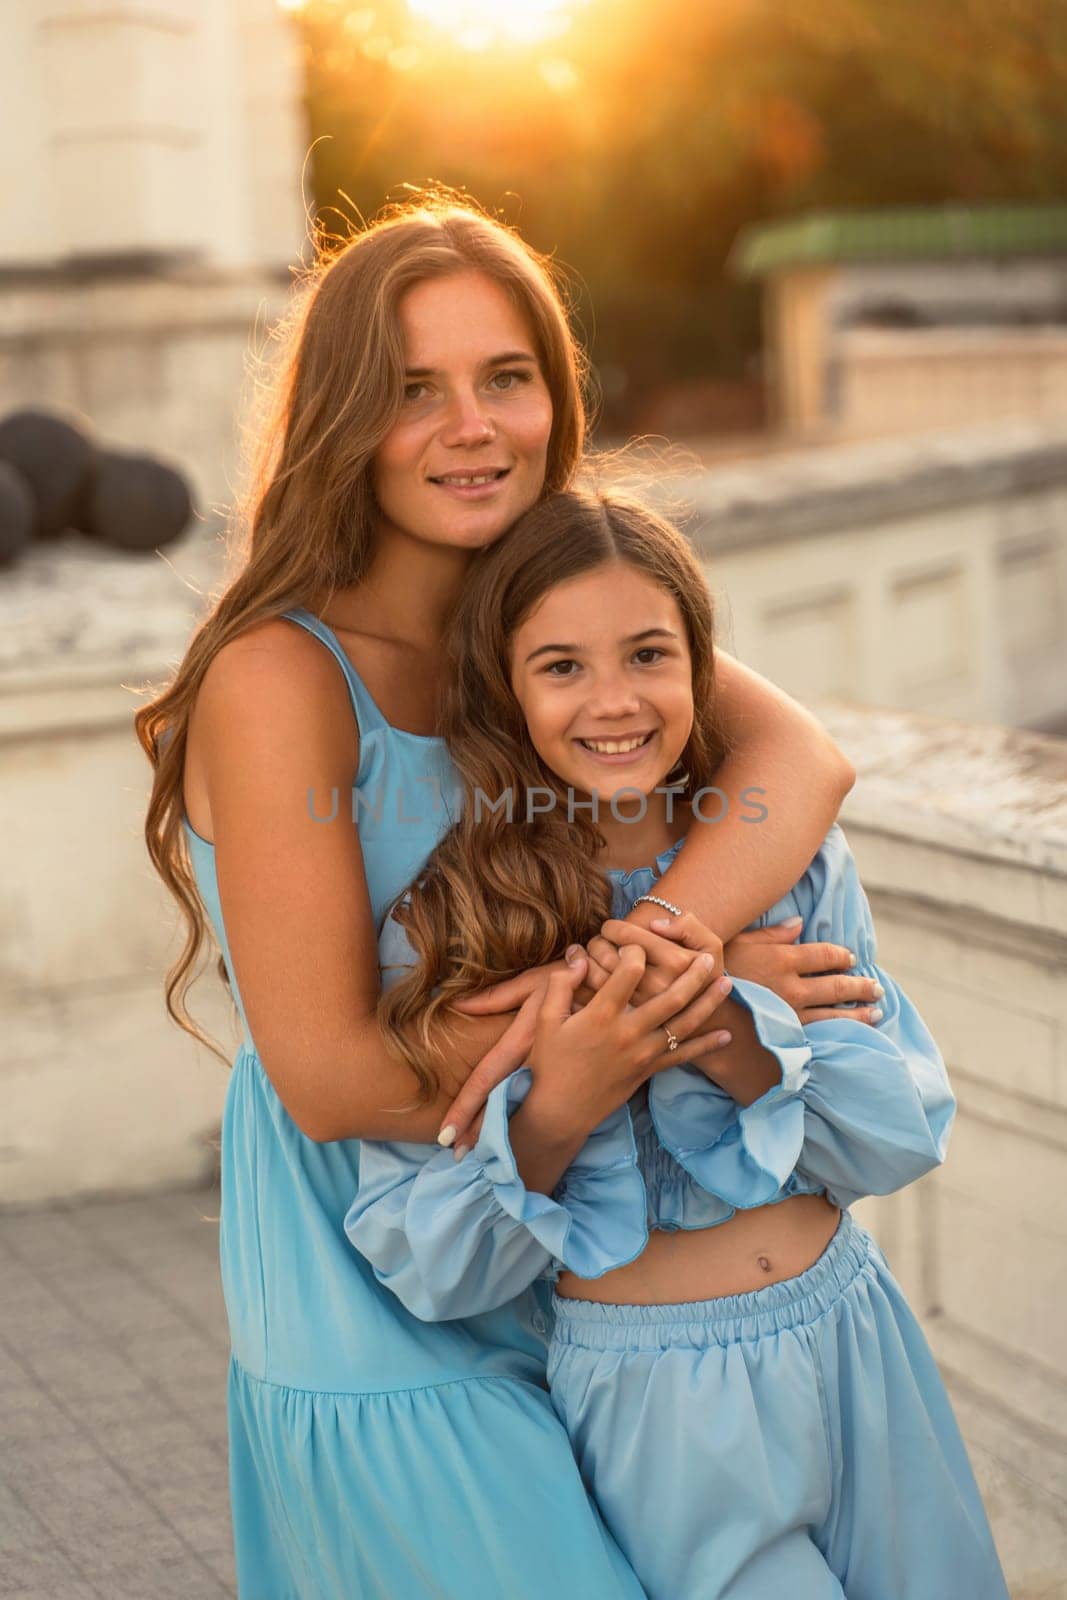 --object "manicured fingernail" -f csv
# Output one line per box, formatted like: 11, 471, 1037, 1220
870, 1007, 883, 1023
783, 917, 802, 928
848, 953, 857, 968
437, 1125, 457, 1148
718, 975, 733, 995
651, 917, 671, 929
453, 1143, 472, 1161
700, 954, 715, 970
565, 945, 582, 965
716, 1031, 732, 1047
872, 982, 885, 998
